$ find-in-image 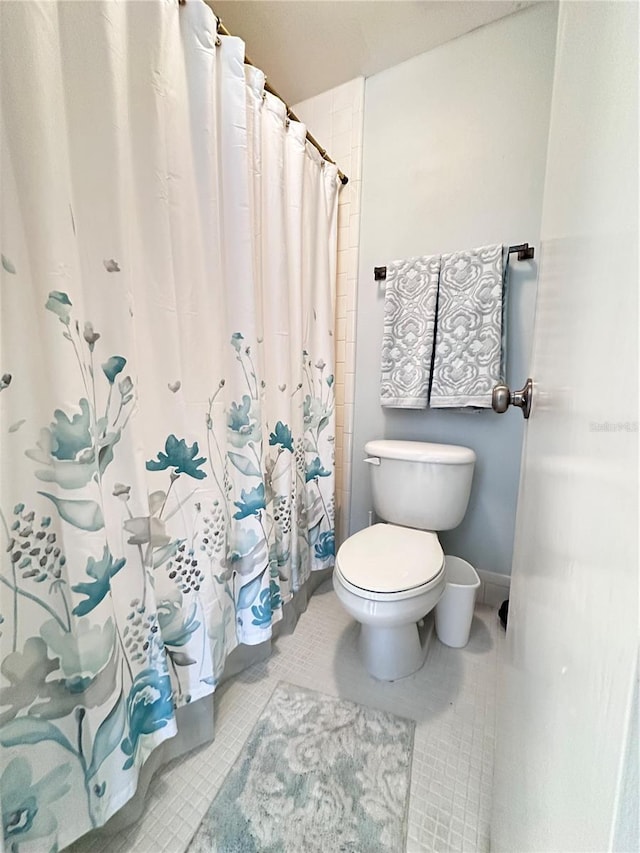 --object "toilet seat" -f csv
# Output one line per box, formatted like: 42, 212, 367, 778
335, 523, 445, 601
